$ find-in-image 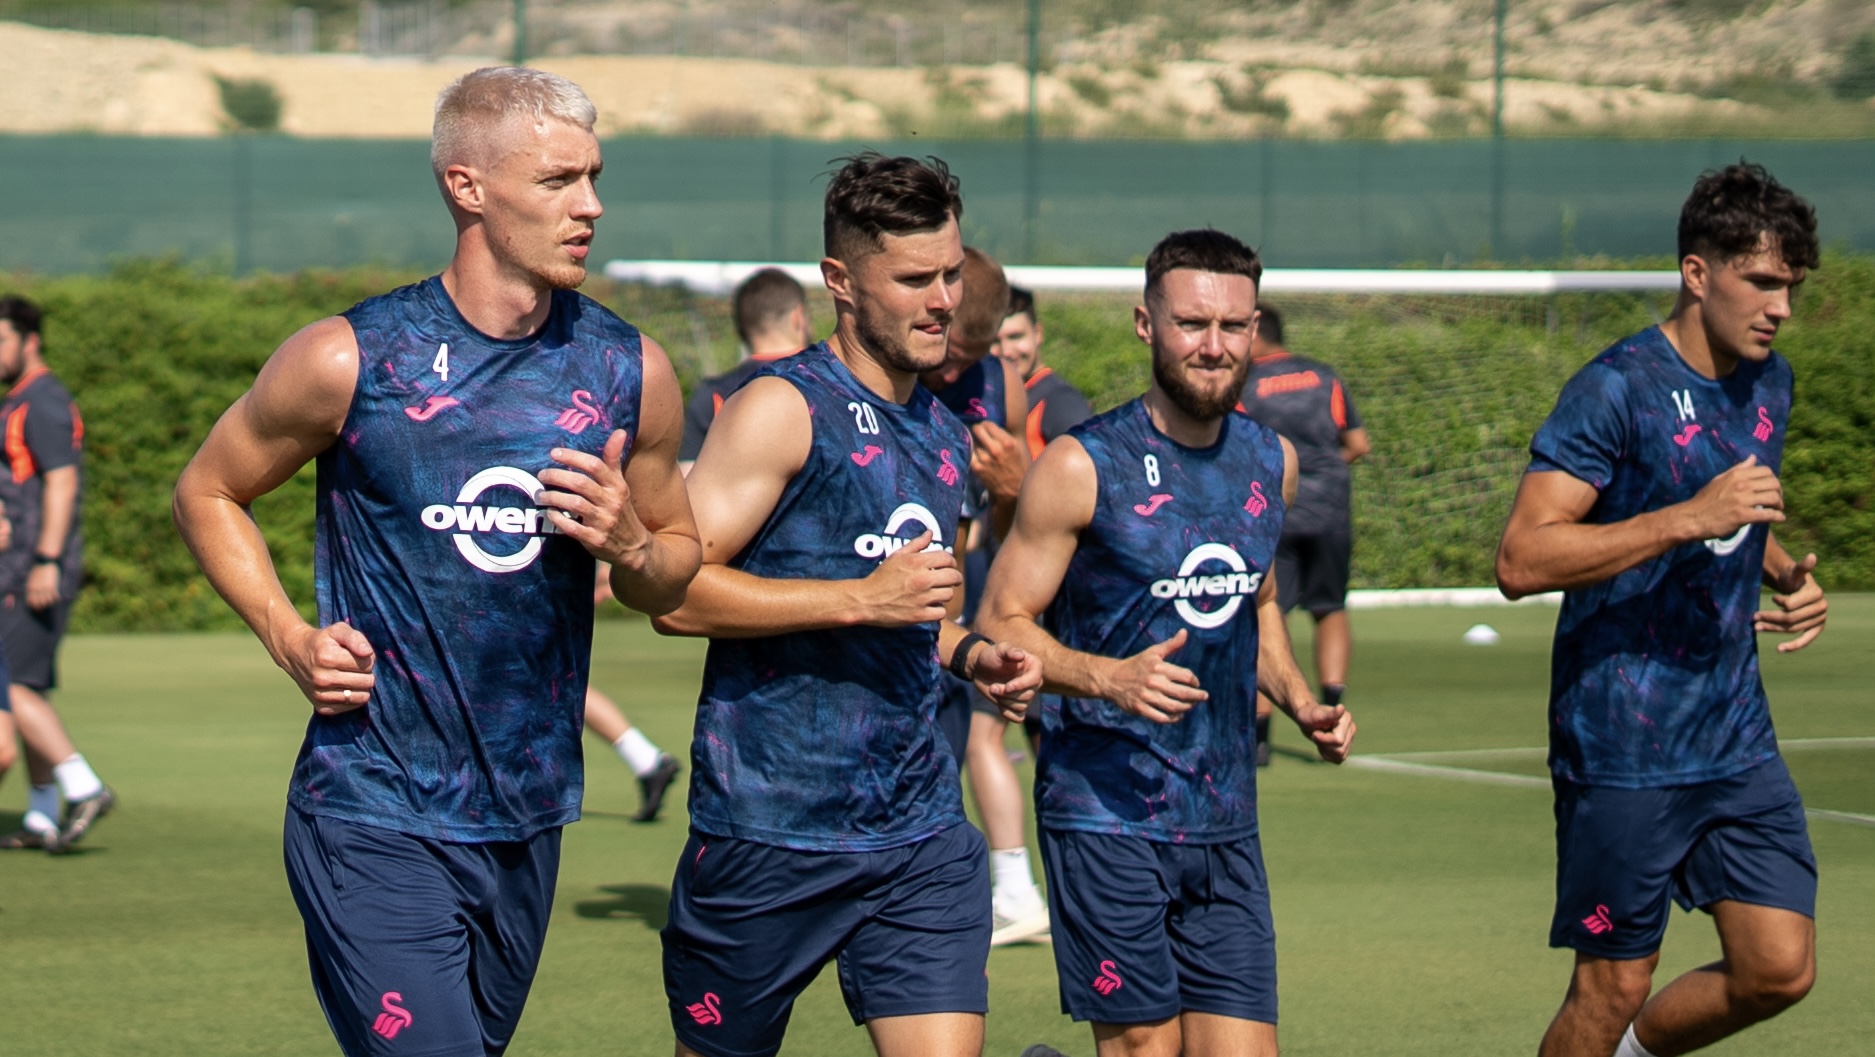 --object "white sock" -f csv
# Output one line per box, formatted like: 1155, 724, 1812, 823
53, 753, 103, 801
1613, 1024, 1660, 1057
613, 728, 663, 777
24, 783, 60, 834
991, 847, 1043, 913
